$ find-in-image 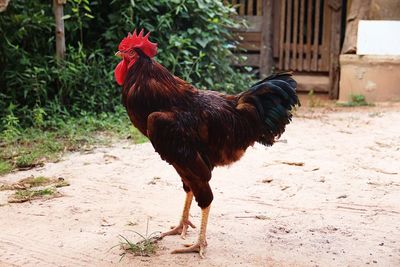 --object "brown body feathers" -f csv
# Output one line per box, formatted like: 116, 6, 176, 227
122, 54, 299, 208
